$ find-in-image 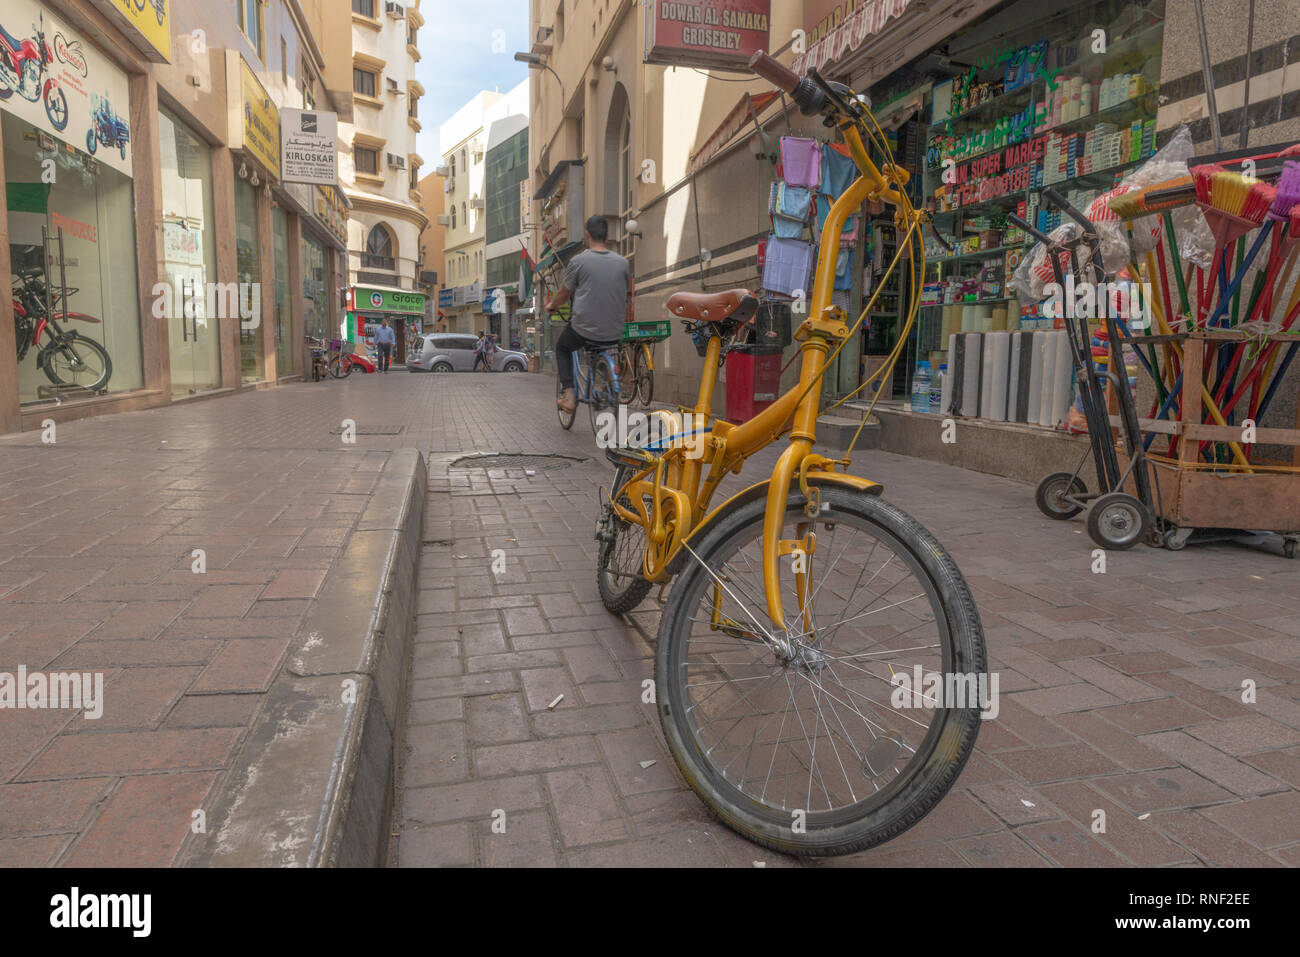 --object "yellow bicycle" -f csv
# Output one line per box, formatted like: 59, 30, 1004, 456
595, 52, 987, 856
